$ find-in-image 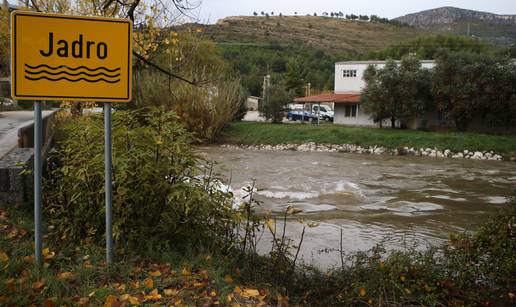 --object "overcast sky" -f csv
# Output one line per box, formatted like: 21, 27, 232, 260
195, 0, 516, 24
